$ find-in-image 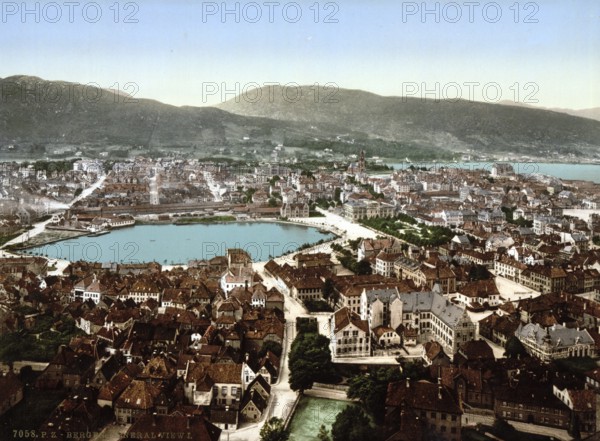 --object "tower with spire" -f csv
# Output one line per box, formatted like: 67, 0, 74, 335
358, 150, 366, 174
